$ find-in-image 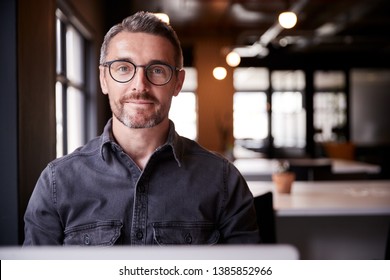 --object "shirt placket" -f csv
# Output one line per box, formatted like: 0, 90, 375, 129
130, 151, 162, 244
131, 173, 148, 245
117, 148, 149, 245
